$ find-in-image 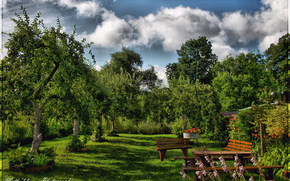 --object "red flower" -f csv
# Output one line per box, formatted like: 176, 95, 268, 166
244, 112, 247, 114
